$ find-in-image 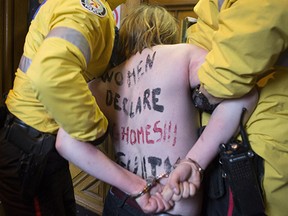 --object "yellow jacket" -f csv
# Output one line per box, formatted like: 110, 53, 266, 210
187, 0, 288, 215
188, 0, 288, 98
6, 0, 116, 141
